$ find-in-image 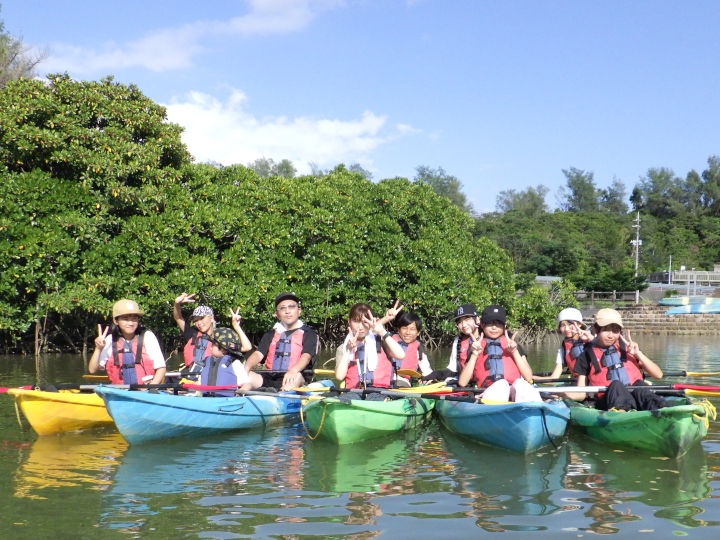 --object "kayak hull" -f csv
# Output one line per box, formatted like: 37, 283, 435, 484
303, 397, 434, 444
564, 397, 710, 457
8, 388, 114, 435
435, 399, 571, 453
95, 387, 303, 444
659, 297, 720, 306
